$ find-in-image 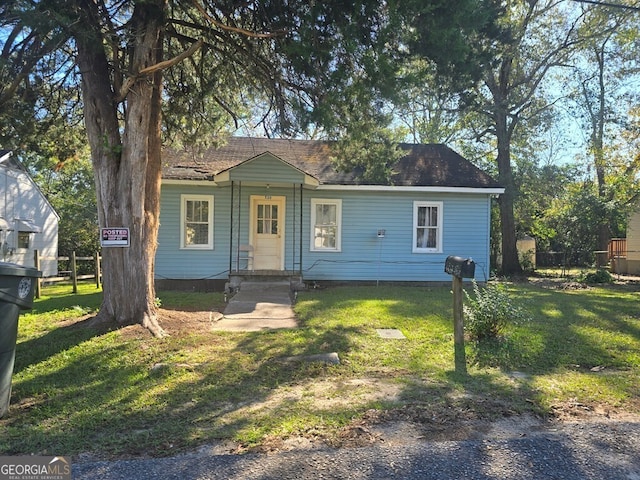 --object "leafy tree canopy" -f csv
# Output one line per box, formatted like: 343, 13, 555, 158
2, 0, 501, 164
